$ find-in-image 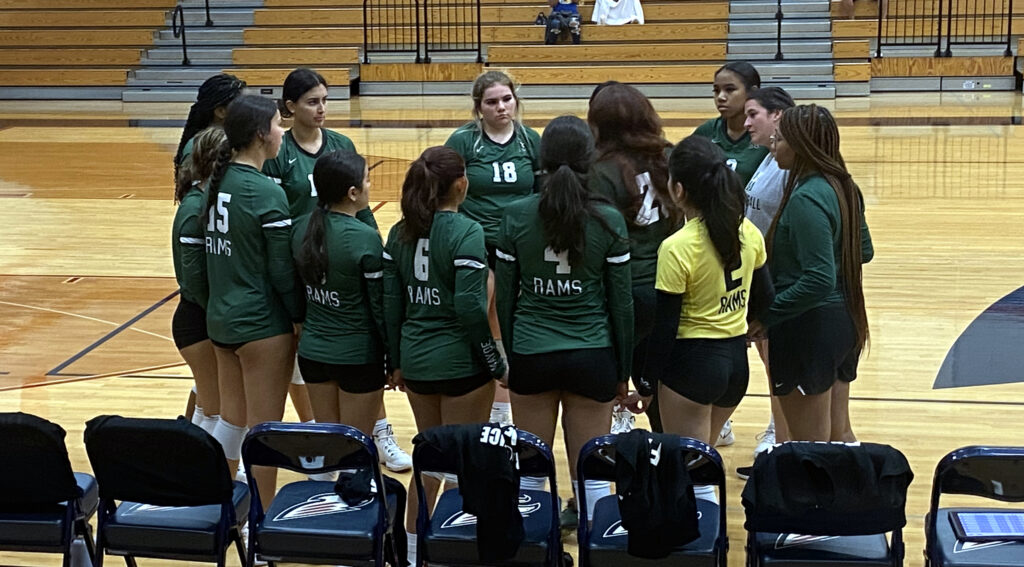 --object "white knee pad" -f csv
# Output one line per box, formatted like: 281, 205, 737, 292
199, 414, 220, 435
573, 479, 612, 522
191, 405, 205, 426
211, 419, 246, 461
